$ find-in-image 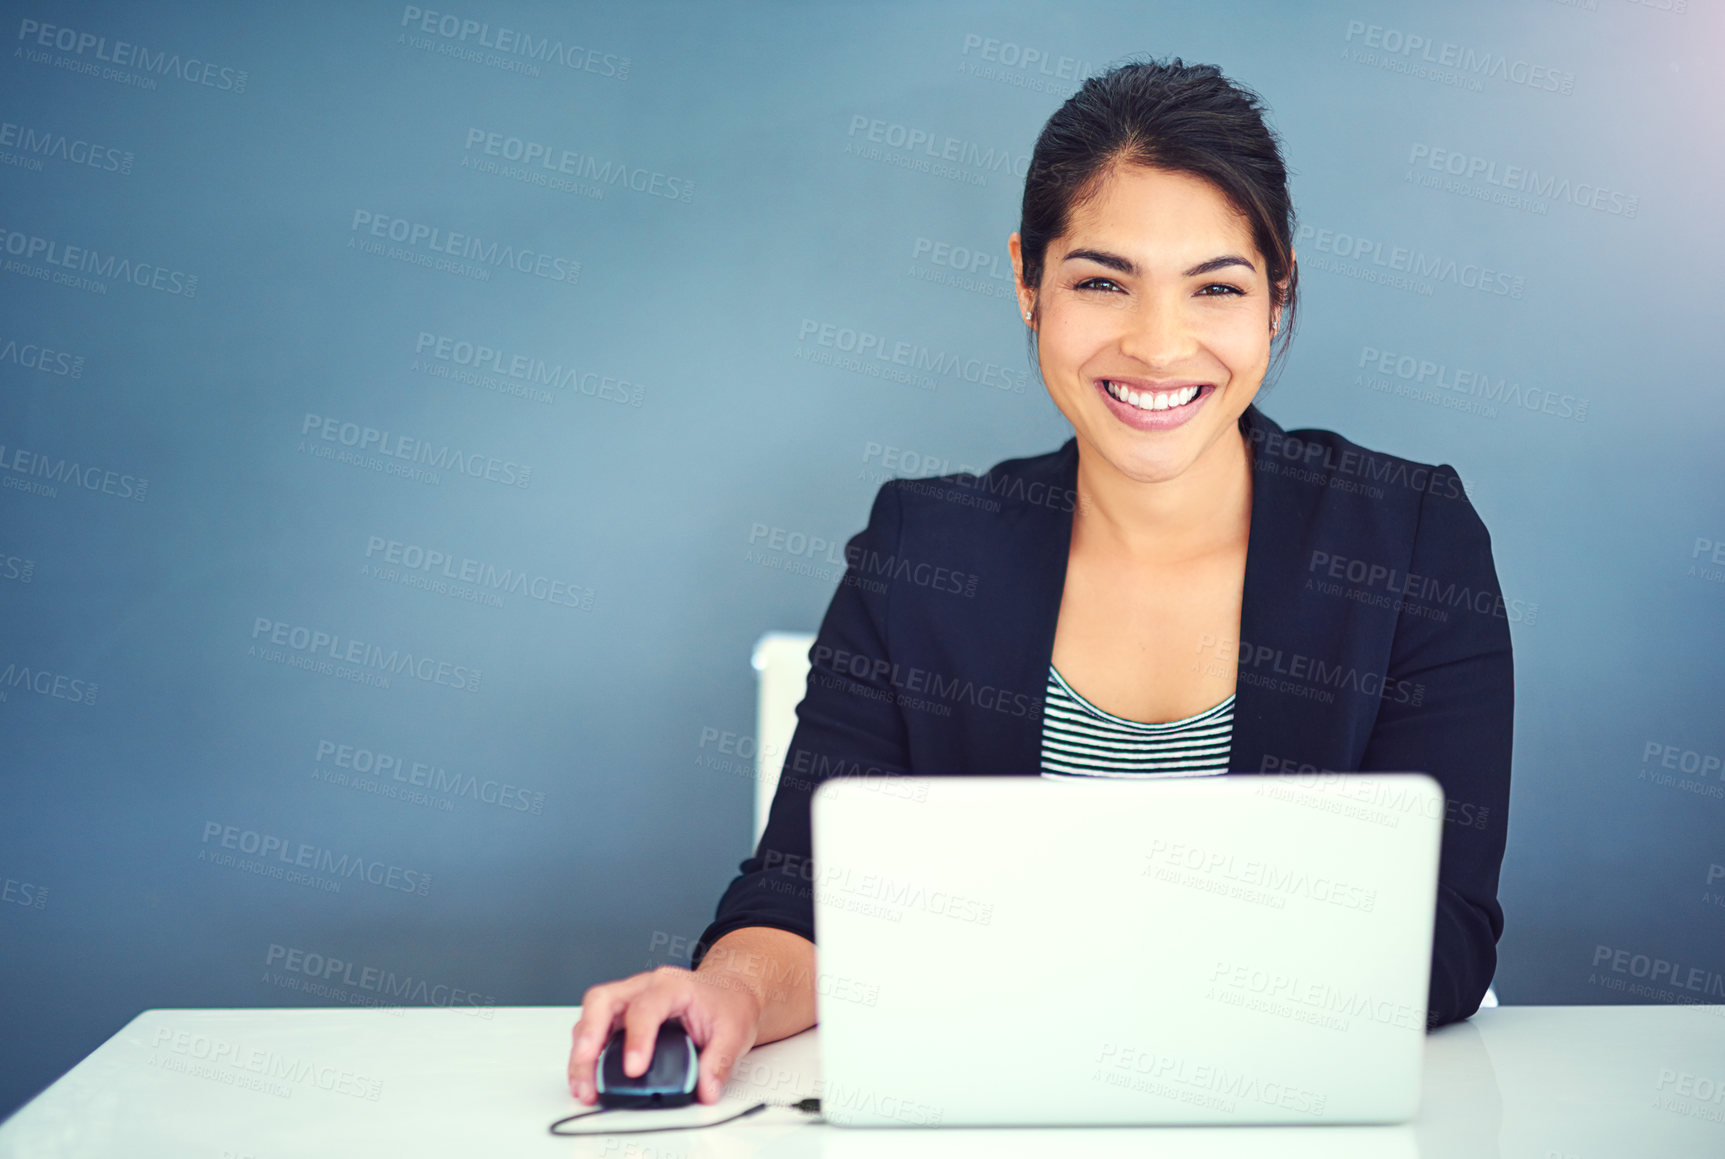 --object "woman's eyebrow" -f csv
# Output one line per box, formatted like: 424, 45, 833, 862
1062, 247, 1137, 274
1061, 249, 1257, 277
1185, 254, 1257, 277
